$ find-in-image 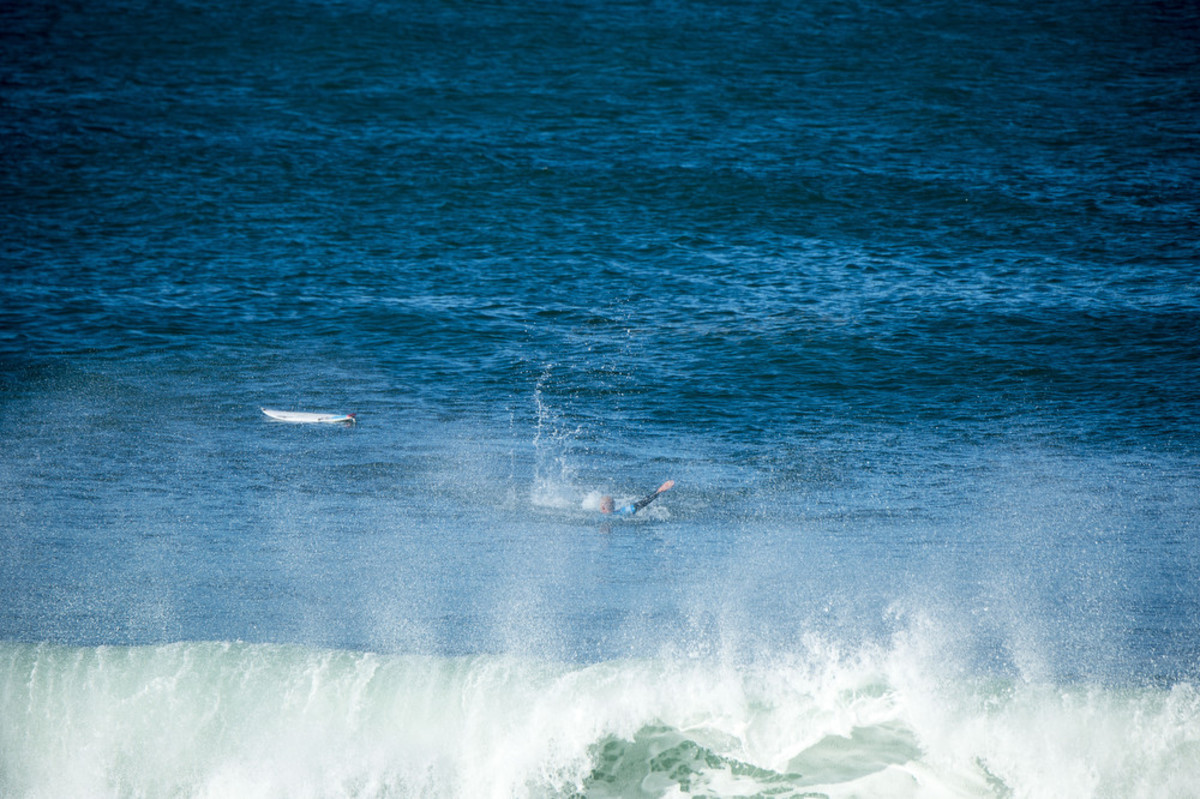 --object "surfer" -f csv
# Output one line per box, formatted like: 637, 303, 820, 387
600, 480, 674, 516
